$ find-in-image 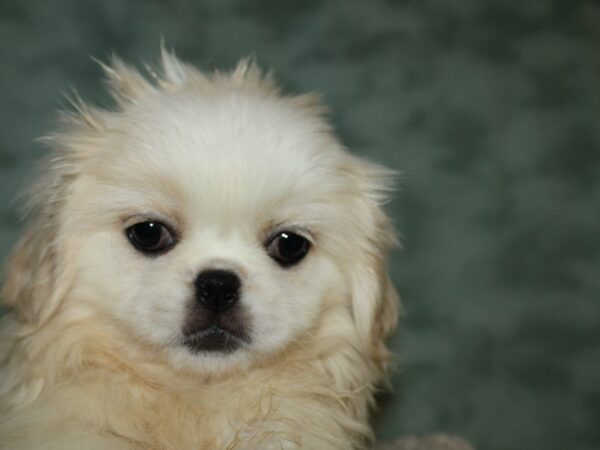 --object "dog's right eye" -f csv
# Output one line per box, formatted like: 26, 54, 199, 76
126, 221, 176, 255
